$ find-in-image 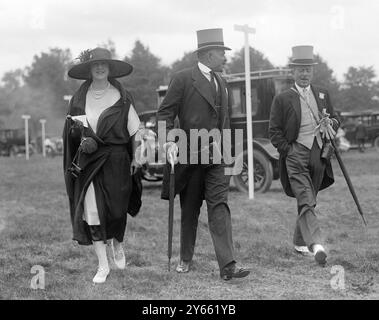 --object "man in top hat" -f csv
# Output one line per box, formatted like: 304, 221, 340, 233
157, 28, 250, 280
269, 45, 340, 266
